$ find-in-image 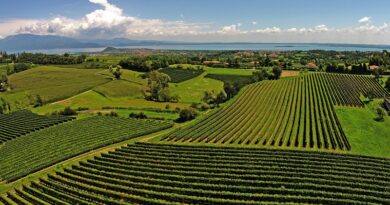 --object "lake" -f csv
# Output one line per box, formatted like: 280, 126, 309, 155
12, 43, 390, 54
